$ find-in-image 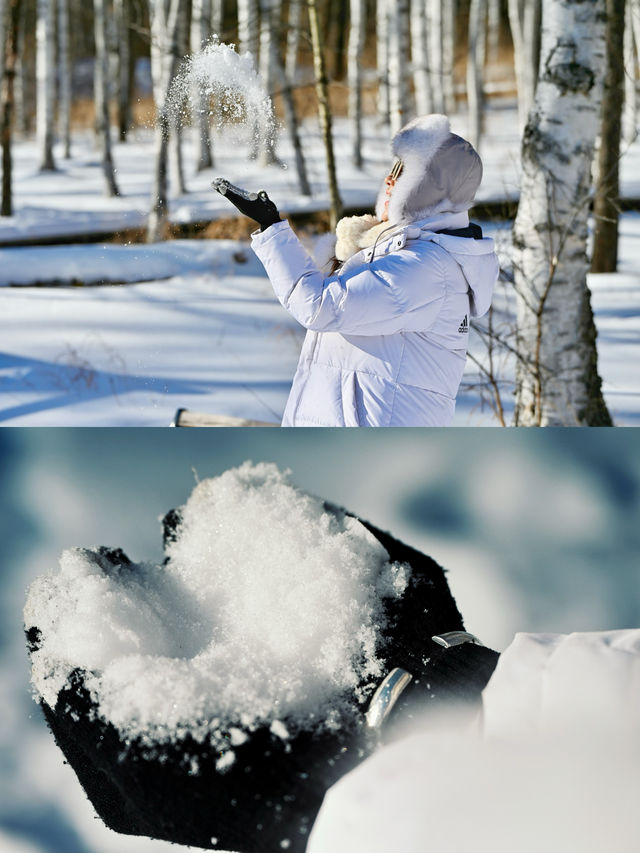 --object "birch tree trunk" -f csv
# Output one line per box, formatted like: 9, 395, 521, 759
36, 0, 56, 170
94, 0, 120, 196
513, 0, 612, 426
285, 0, 302, 83
508, 0, 542, 135
487, 0, 501, 62
591, 0, 626, 273
388, 0, 410, 134
115, 0, 133, 141
411, 0, 432, 115
191, 0, 212, 170
467, 0, 487, 148
238, 0, 260, 158
57, 0, 72, 157
14, 0, 27, 136
148, 0, 185, 242
0, 1, 5, 80
628, 0, 640, 138
427, 0, 444, 114
1, 0, 20, 216
376, 0, 390, 124
622, 0, 637, 143
262, 0, 310, 194
211, 0, 223, 33
237, 0, 259, 57
441, 0, 456, 114
258, 0, 279, 166
308, 0, 342, 229
274, 0, 310, 194
348, 0, 364, 166
169, 0, 188, 194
